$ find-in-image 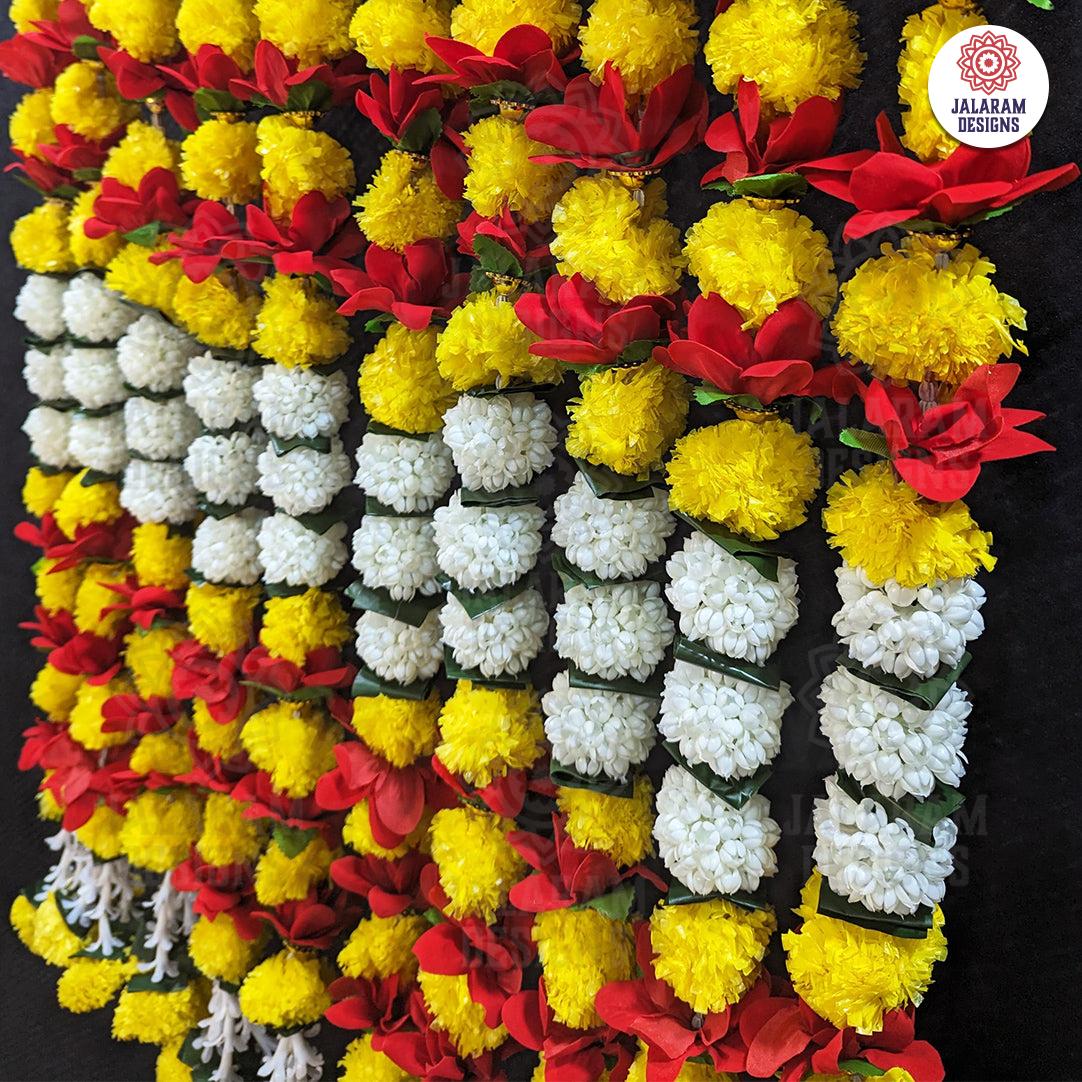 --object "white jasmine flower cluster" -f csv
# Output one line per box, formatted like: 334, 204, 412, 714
257, 438, 351, 515
192, 510, 265, 585
23, 406, 77, 468
654, 766, 781, 896
660, 661, 791, 780
62, 273, 137, 342
819, 667, 969, 800
667, 534, 799, 664
15, 274, 67, 340
117, 313, 201, 393
833, 564, 986, 680
62, 347, 128, 409
185, 431, 265, 506
356, 610, 443, 685
542, 670, 657, 781
68, 412, 128, 474
121, 460, 198, 524
555, 581, 674, 682
813, 774, 957, 916
440, 589, 549, 677
432, 493, 544, 592
254, 366, 350, 440
183, 353, 260, 430
354, 432, 454, 513
552, 474, 674, 580
23, 345, 68, 401
440, 393, 556, 492
124, 397, 200, 462
351, 516, 440, 600
259, 513, 348, 588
